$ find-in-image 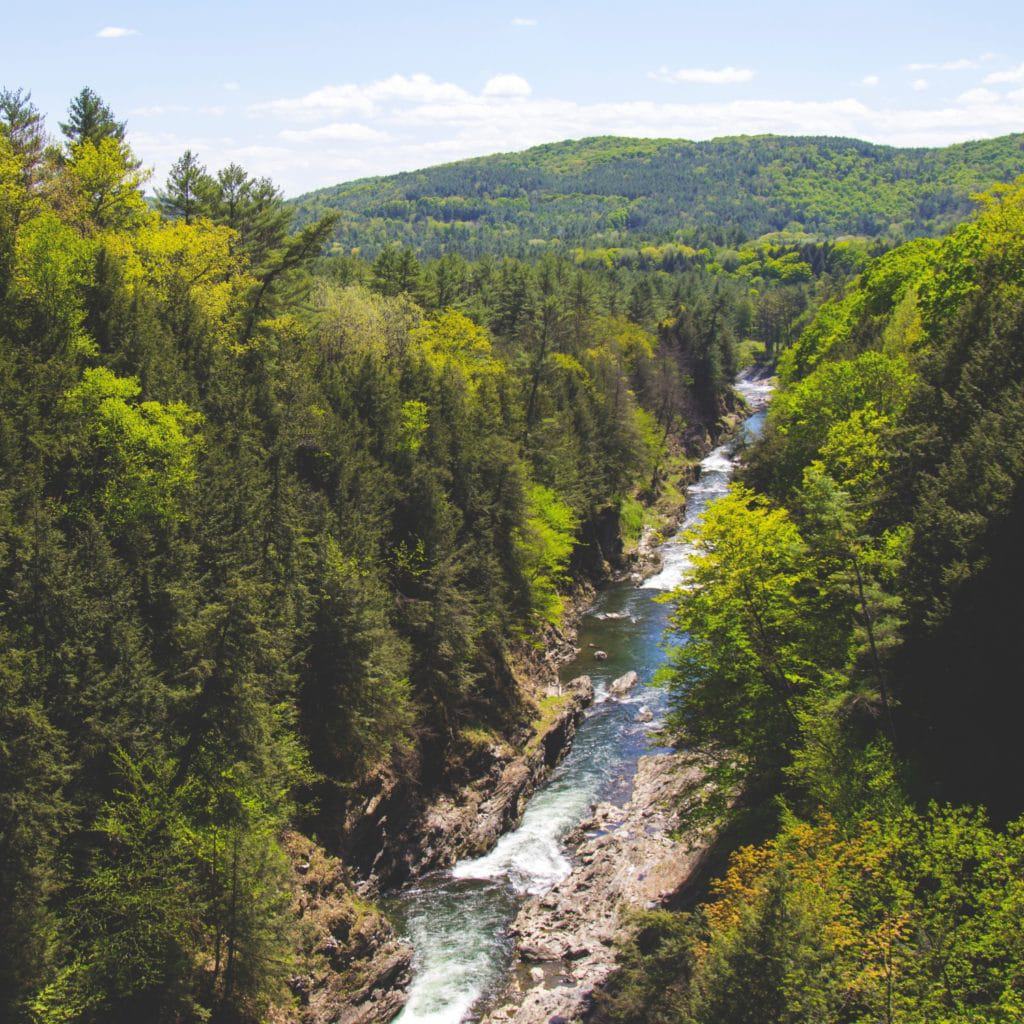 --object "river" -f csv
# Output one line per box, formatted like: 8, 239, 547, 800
387, 373, 773, 1024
